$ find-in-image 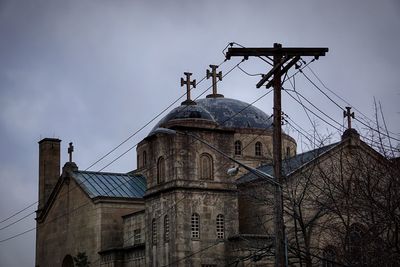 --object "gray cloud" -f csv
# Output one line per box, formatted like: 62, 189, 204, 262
0, 0, 399, 266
